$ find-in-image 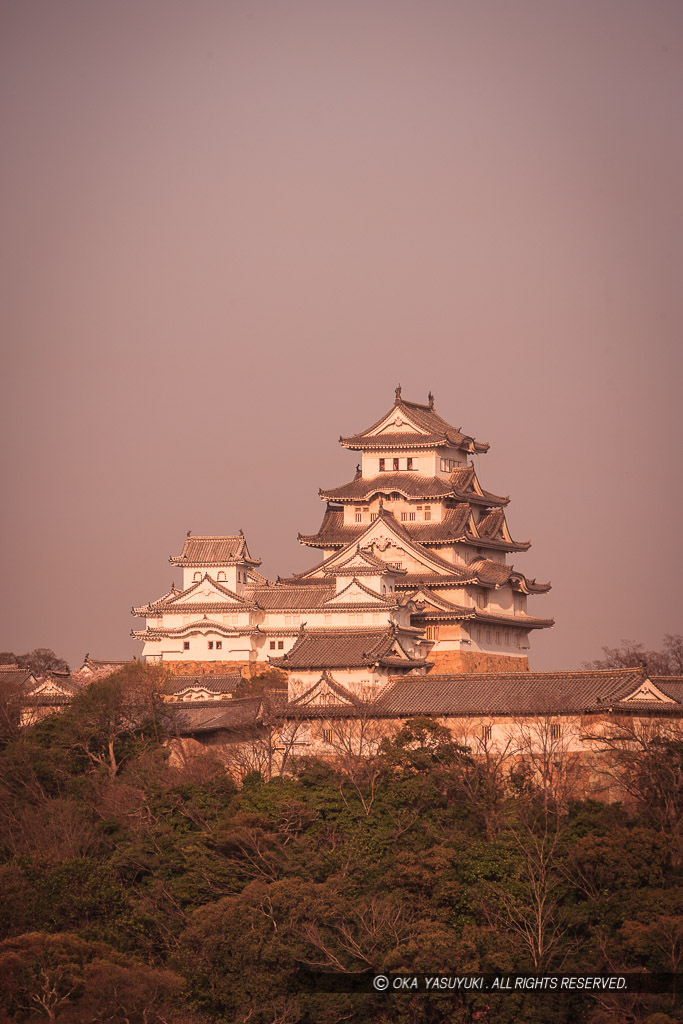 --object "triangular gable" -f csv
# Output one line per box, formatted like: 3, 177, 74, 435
408, 586, 470, 614
367, 407, 430, 438
323, 578, 390, 606
291, 672, 360, 707
28, 680, 73, 697
324, 546, 393, 575
381, 636, 414, 662
620, 679, 676, 704
170, 685, 229, 702
166, 575, 247, 607
292, 514, 468, 583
